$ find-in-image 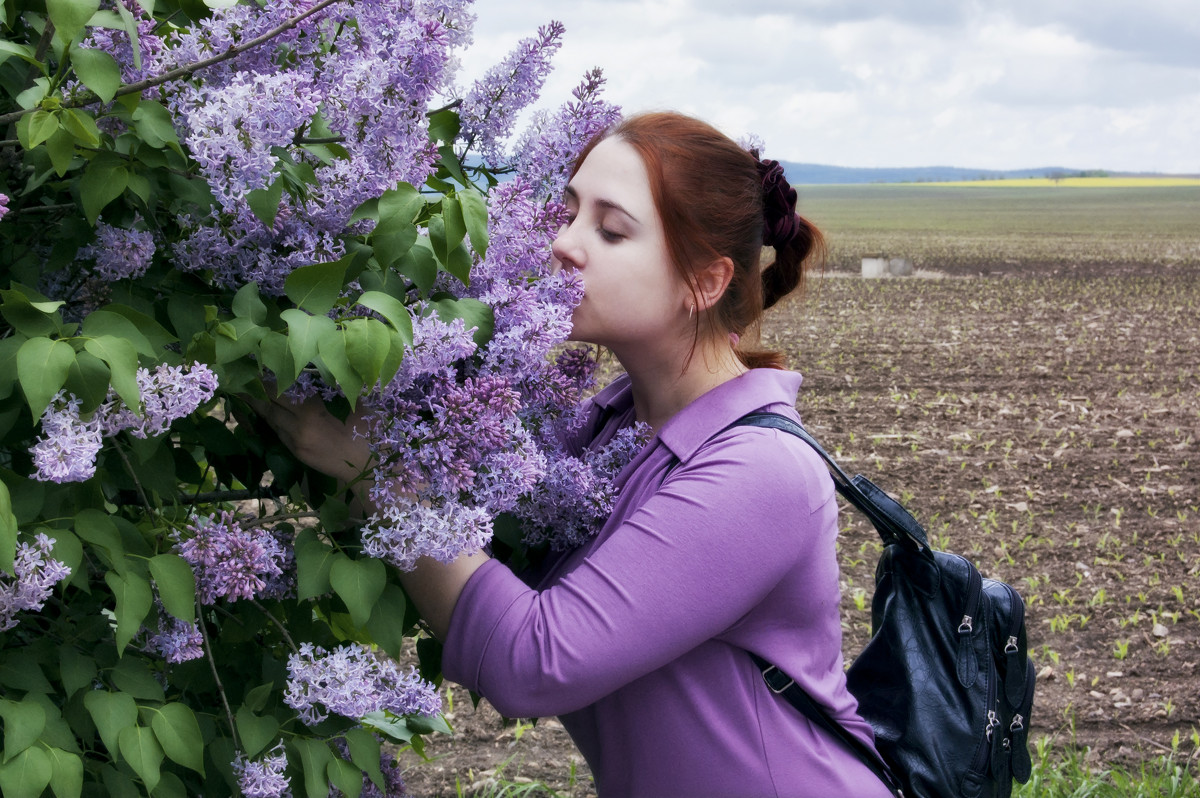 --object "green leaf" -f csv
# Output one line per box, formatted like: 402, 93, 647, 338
45, 747, 83, 798
281, 309, 336, 378
294, 528, 335, 601
290, 738, 332, 798
246, 177, 285, 228
355, 292, 413, 343
232, 282, 267, 324
427, 108, 460, 143
47, 530, 83, 589
104, 570, 154, 653
243, 681, 275, 714
330, 555, 386, 629
395, 239, 438, 295
315, 327, 362, 407
428, 197, 467, 269
16, 337, 74, 419
61, 109, 101, 148
110, 657, 164, 703
344, 726, 384, 791
342, 317, 391, 389
365, 584, 408, 659
63, 349, 111, 414
57, 646, 97, 698
130, 101, 179, 150
118, 725, 163, 791
79, 158, 129, 225
327, 757, 362, 798
74, 509, 125, 568
373, 183, 423, 237
147, 554, 195, 623
437, 143, 469, 187
98, 304, 176, 351
0, 746, 52, 798
27, 109, 60, 149
234, 706, 278, 760
0, 481, 16, 575
2, 289, 62, 338
256, 332, 296, 392
70, 46, 121, 103
45, 126, 77, 177
459, 188, 489, 258
83, 335, 140, 410
0, 698, 47, 762
150, 703, 204, 775
83, 691, 138, 758
47, 0, 102, 44
428, 296, 494, 348
285, 260, 348, 316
